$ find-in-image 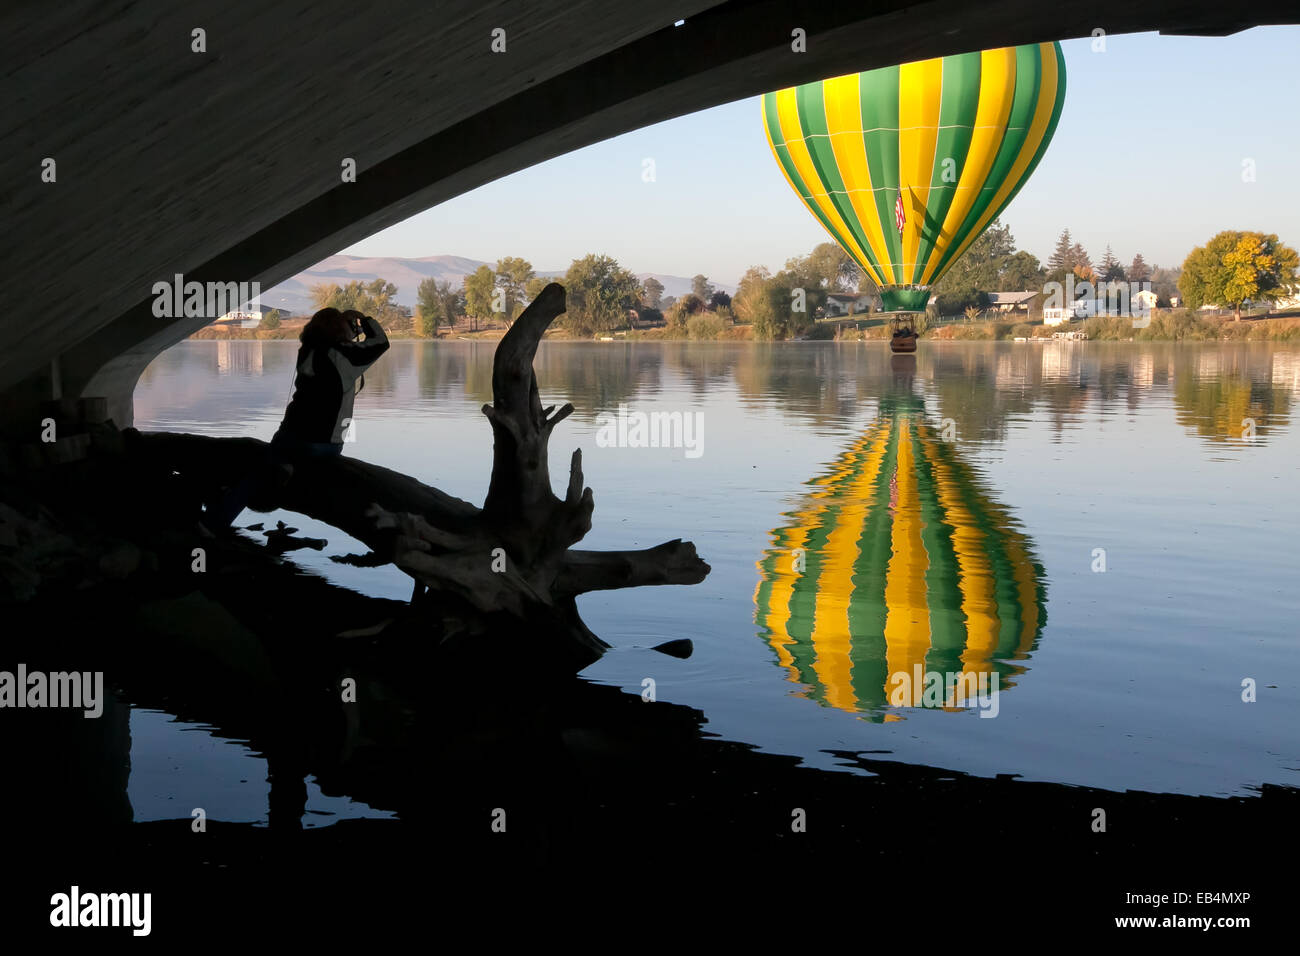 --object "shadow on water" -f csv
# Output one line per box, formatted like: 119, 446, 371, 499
3, 524, 1295, 933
